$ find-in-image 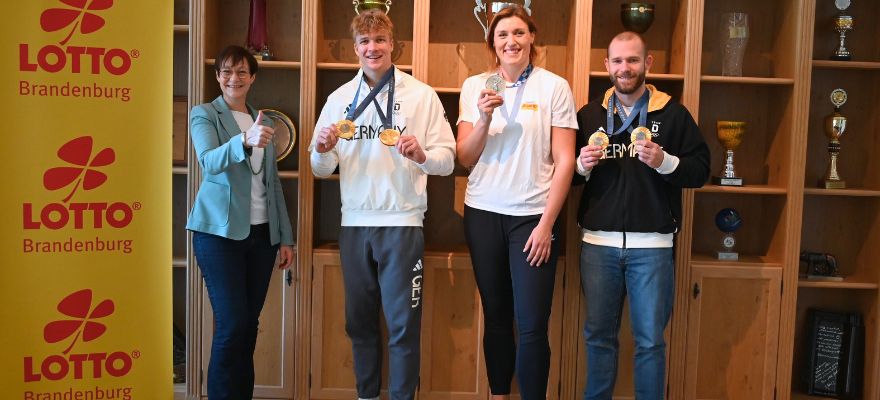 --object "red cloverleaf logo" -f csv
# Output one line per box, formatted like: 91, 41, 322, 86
41, 0, 113, 46
44, 289, 115, 354
44, 136, 115, 203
